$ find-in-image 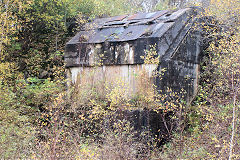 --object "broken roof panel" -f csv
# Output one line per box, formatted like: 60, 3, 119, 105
67, 7, 197, 45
